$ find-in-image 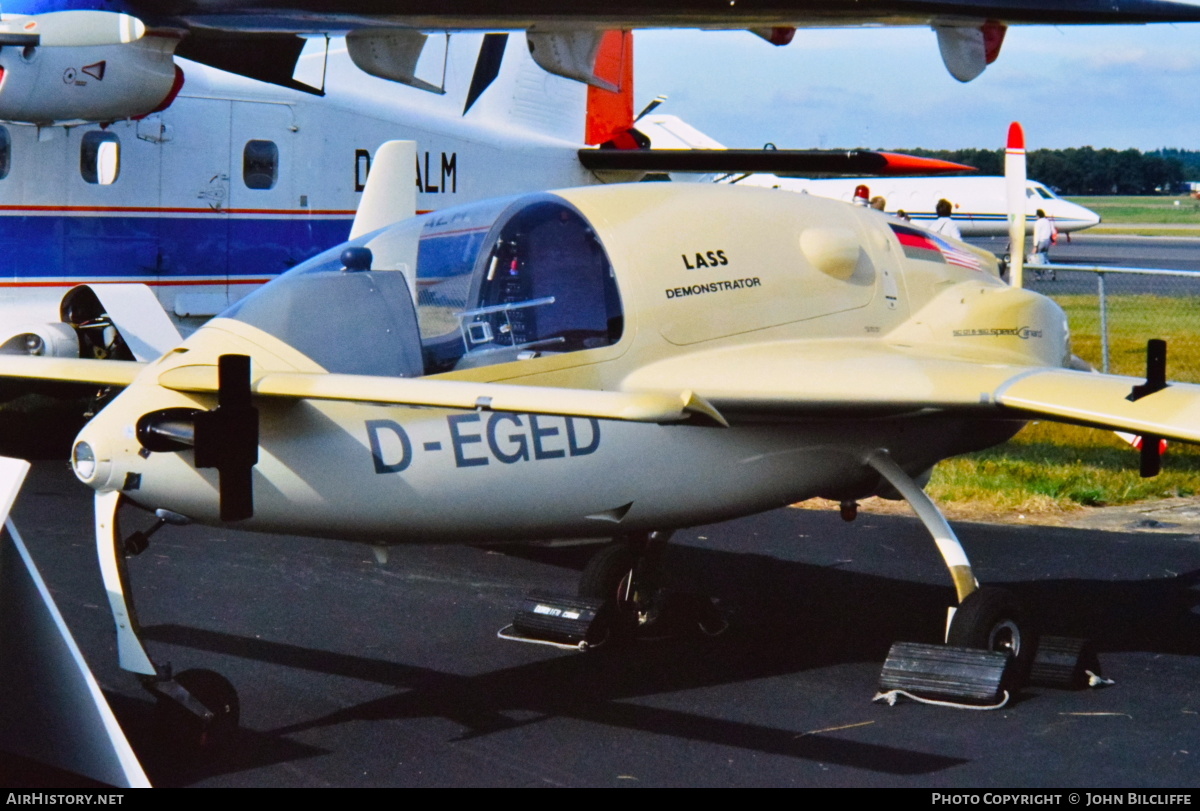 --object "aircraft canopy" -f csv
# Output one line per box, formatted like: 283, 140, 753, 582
223, 193, 624, 377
